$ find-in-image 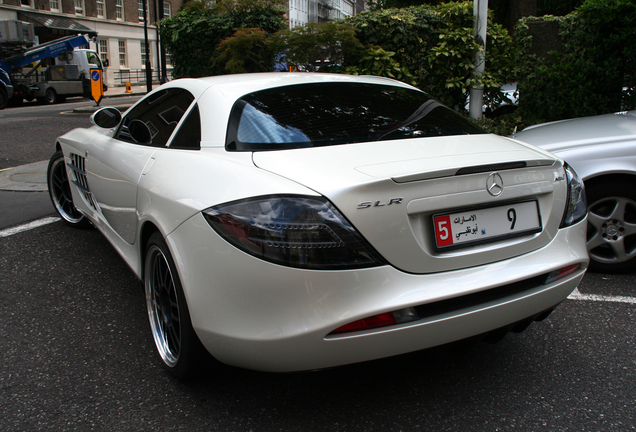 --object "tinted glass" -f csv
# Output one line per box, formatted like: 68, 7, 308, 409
116, 88, 195, 147
170, 104, 201, 150
226, 83, 485, 151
